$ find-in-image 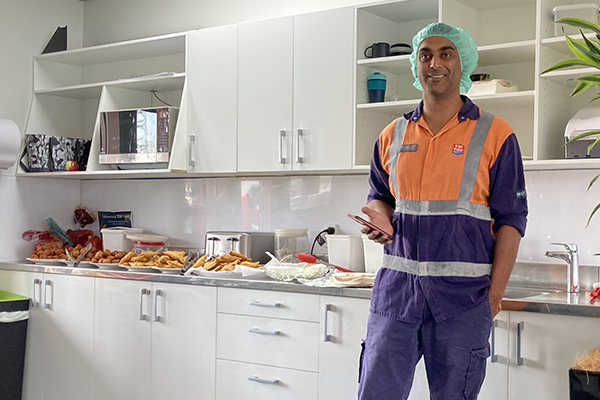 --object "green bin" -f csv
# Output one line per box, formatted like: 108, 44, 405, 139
0, 290, 30, 400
